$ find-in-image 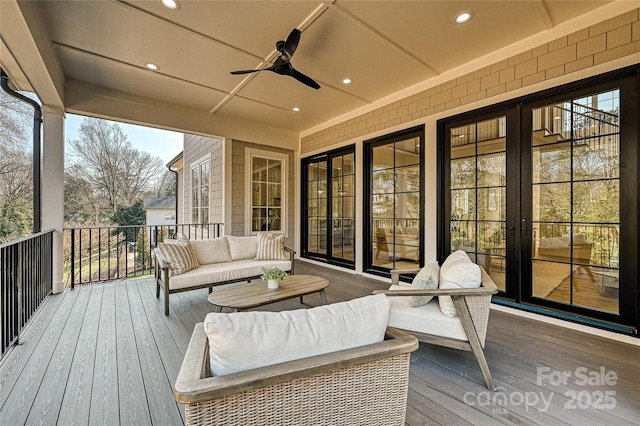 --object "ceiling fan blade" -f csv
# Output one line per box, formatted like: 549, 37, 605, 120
230, 69, 263, 75
283, 28, 301, 58
292, 68, 320, 90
